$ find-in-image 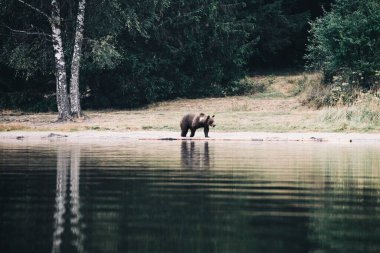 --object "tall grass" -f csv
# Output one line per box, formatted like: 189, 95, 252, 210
320, 94, 380, 130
